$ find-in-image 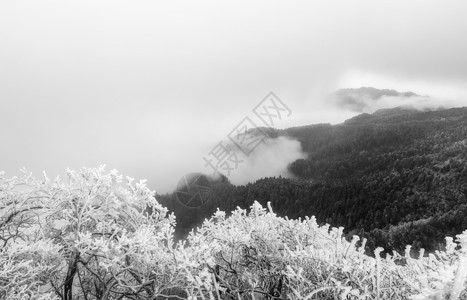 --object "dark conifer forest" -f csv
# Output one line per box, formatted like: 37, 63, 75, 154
157, 106, 467, 255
